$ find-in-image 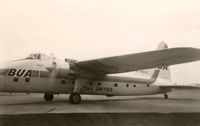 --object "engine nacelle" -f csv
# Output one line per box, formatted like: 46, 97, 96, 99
45, 57, 73, 78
